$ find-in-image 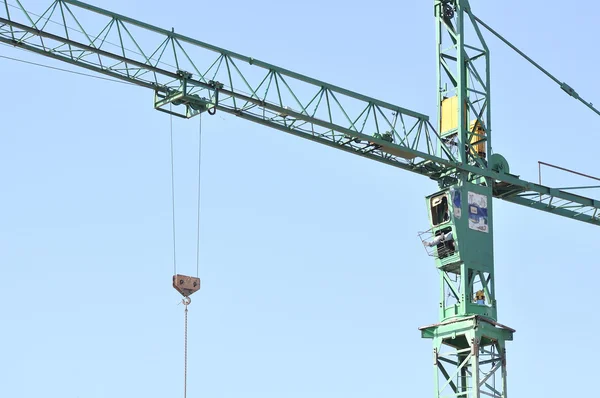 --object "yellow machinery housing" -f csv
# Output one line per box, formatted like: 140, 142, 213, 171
440, 96, 486, 159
